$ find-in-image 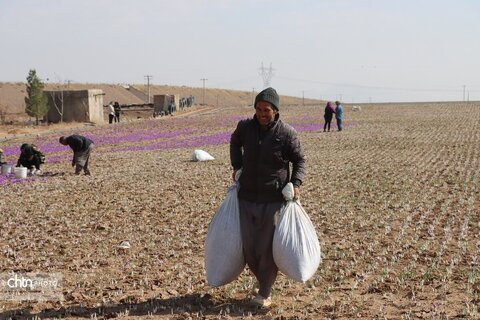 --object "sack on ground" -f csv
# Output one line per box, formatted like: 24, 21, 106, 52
204, 183, 245, 287
192, 149, 215, 162
273, 184, 321, 282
